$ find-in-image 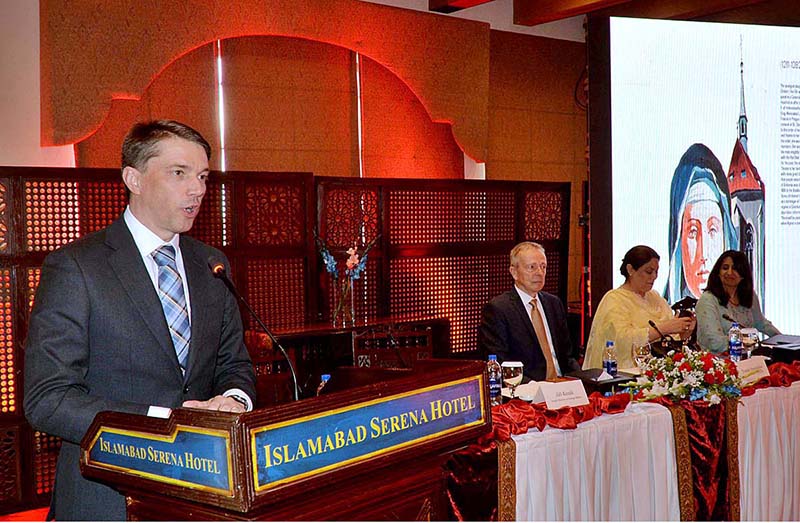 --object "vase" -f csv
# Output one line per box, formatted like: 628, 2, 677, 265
332, 276, 355, 328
